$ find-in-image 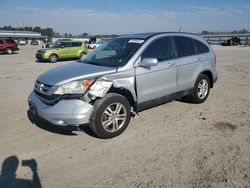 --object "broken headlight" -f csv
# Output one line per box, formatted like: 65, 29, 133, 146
54, 80, 93, 95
